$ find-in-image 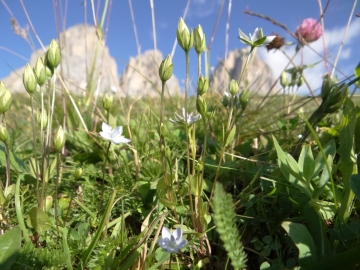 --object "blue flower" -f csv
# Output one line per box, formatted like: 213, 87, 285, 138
158, 227, 188, 253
